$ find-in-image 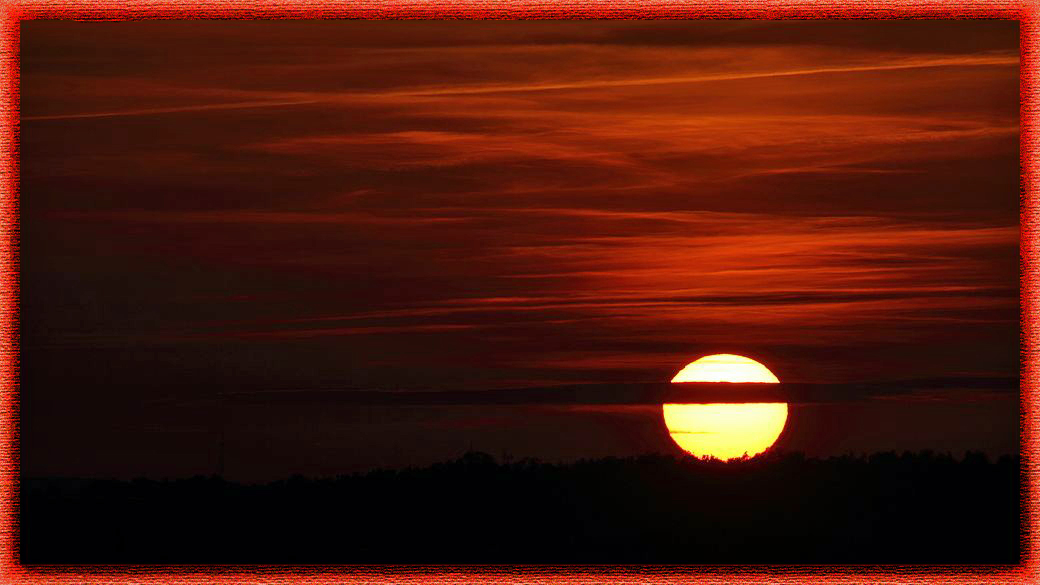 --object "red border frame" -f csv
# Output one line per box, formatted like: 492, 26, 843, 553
0, 2, 1034, 583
